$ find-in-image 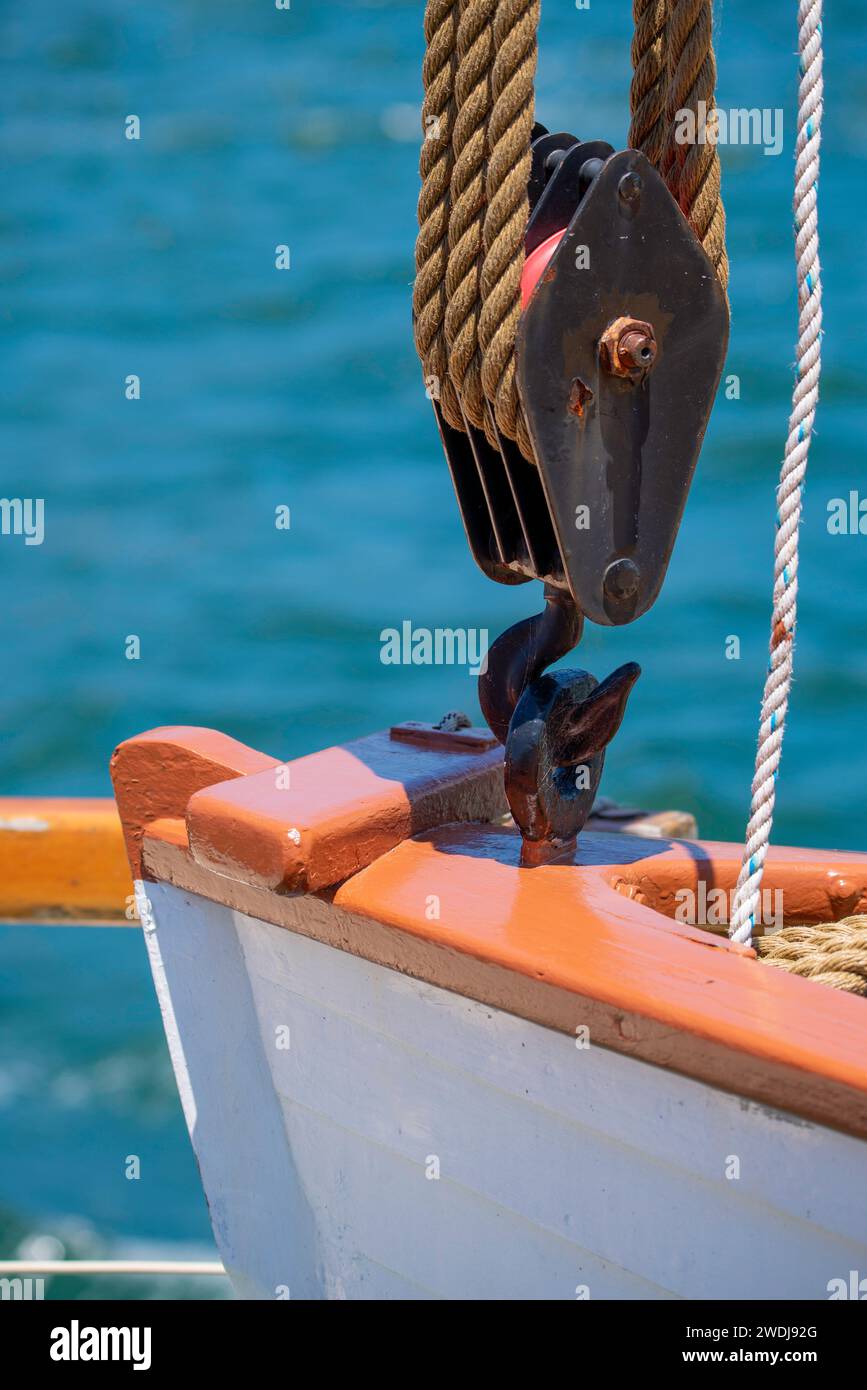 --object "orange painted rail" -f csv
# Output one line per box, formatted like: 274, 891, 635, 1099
0, 797, 134, 924
110, 724, 867, 1139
